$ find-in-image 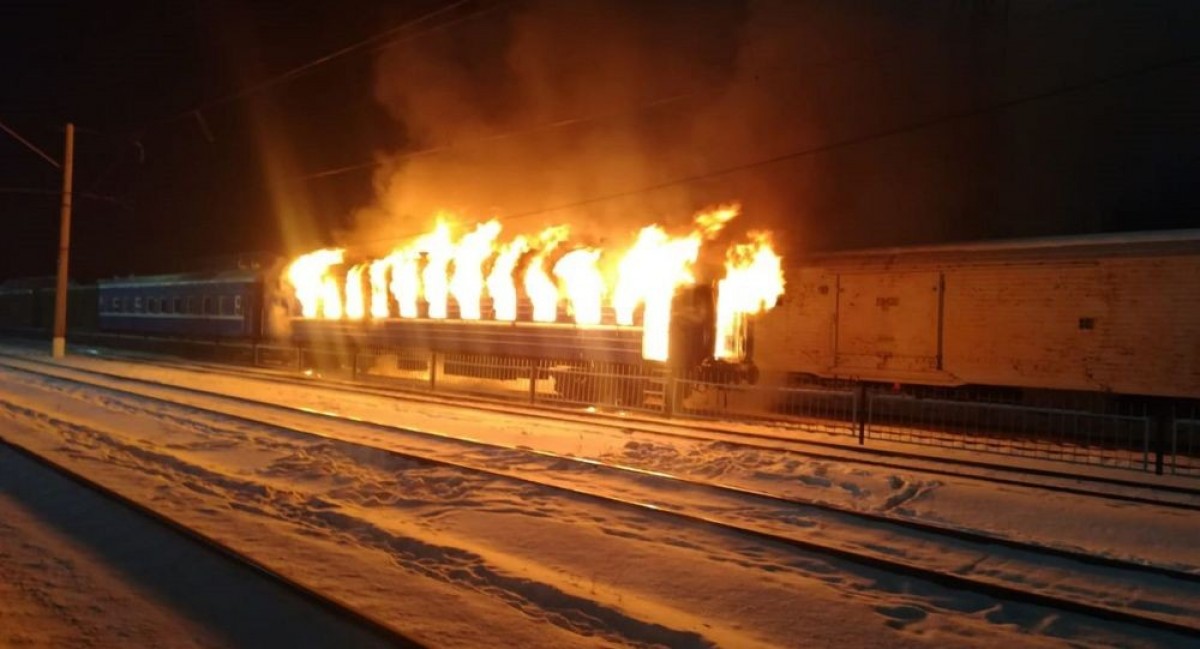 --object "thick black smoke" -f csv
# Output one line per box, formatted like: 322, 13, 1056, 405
346, 0, 1200, 256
